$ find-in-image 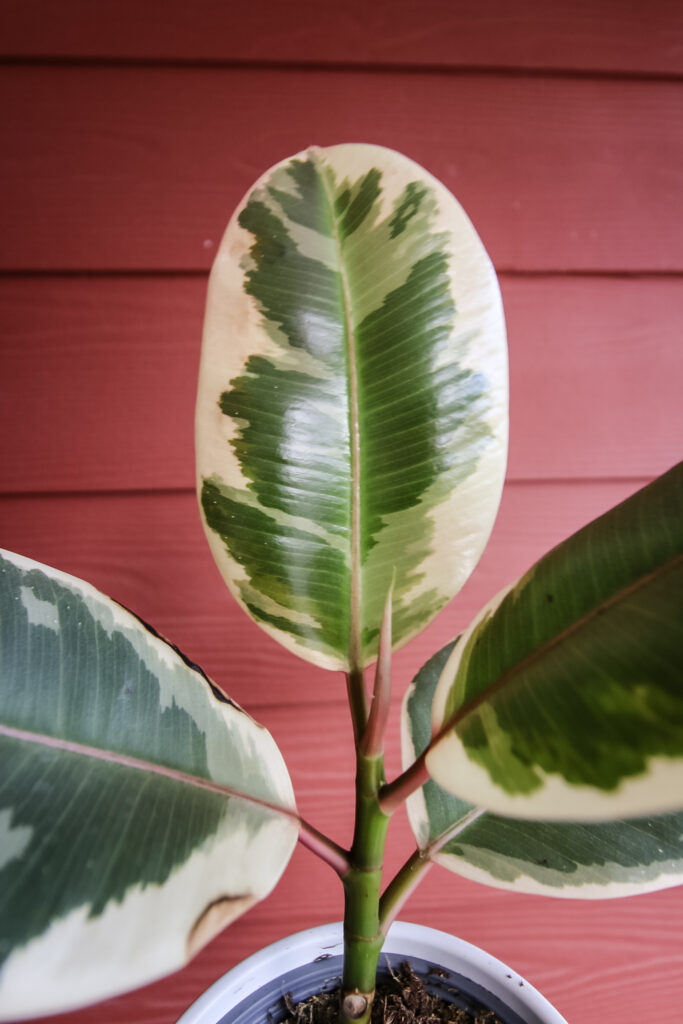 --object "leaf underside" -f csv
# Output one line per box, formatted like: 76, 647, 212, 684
426, 464, 683, 822
0, 550, 297, 1020
197, 143, 507, 671
403, 641, 683, 898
